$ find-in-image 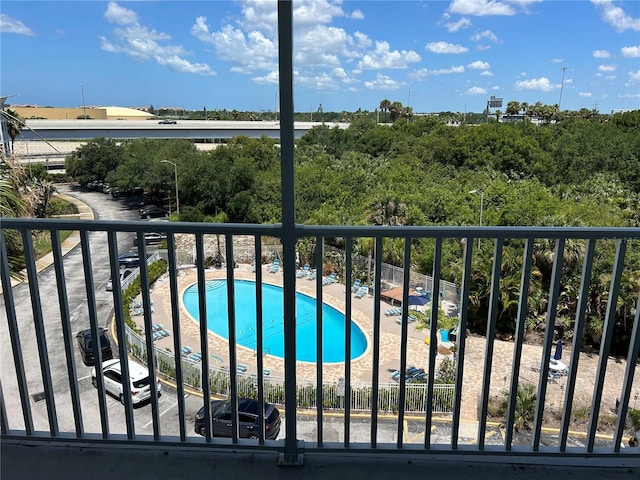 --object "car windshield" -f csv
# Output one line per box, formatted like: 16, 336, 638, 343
211, 400, 231, 417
